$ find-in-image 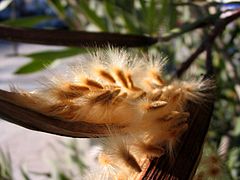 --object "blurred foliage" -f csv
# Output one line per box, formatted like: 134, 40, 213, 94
44, 140, 88, 180
194, 142, 232, 180
0, 0, 240, 179
2, 15, 53, 27
0, 149, 12, 180
15, 47, 86, 74
0, 141, 88, 180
